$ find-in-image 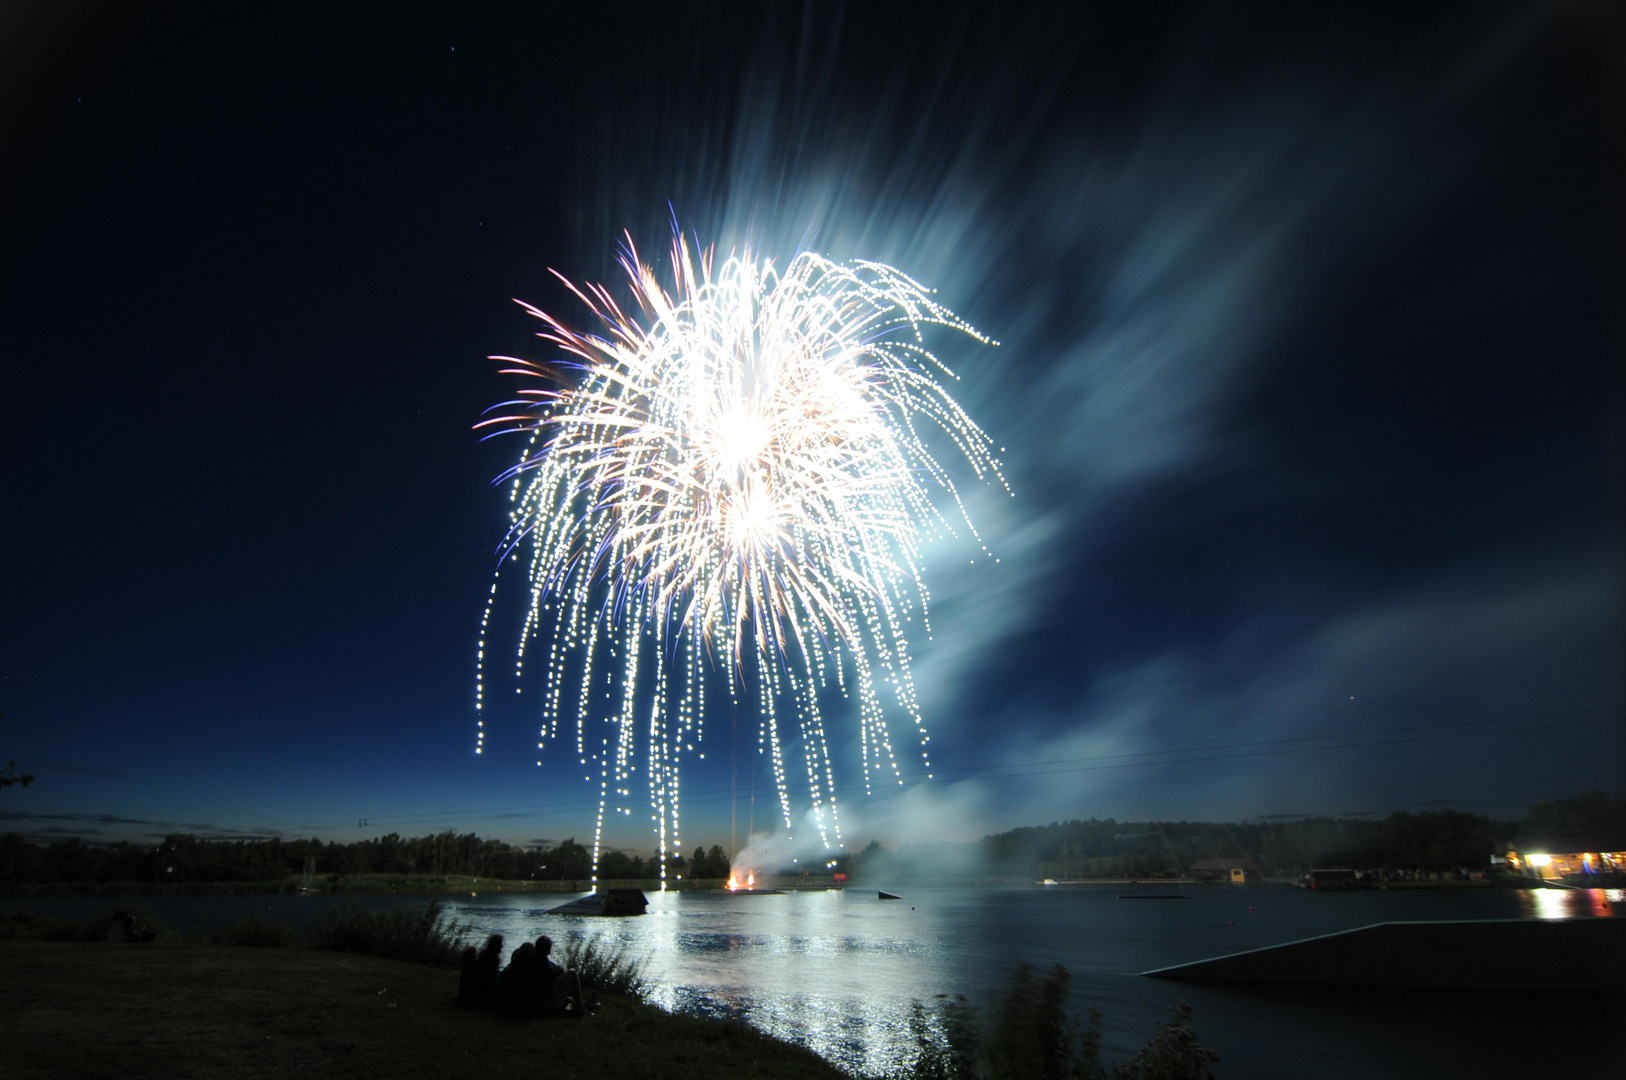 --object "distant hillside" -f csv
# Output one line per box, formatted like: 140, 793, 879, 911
843, 793, 1623, 880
